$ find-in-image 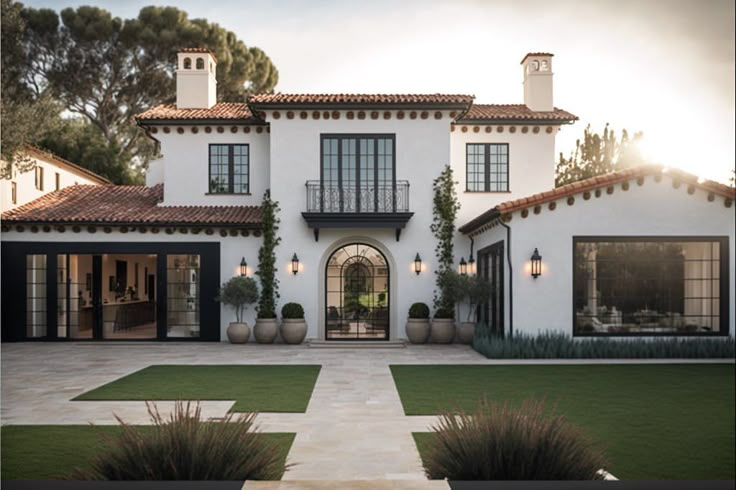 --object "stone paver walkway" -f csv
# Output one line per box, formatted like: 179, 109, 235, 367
2, 342, 731, 484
